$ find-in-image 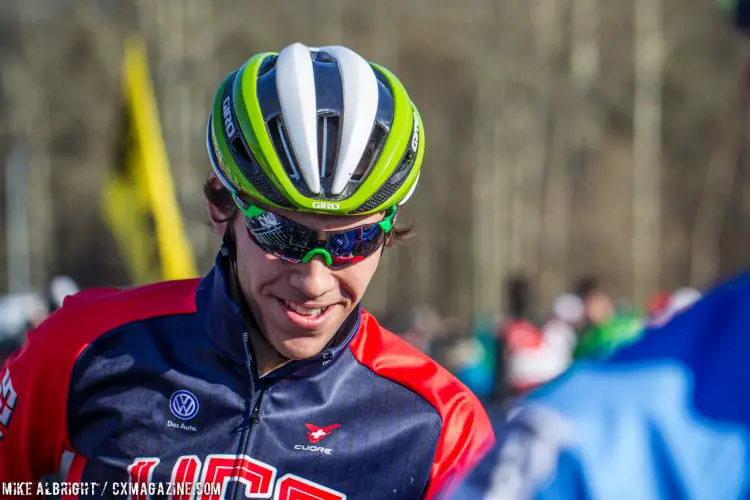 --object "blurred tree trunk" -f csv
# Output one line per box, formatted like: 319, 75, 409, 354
690, 132, 738, 285
632, 0, 665, 305
507, 5, 546, 282
489, 2, 538, 315
472, 0, 506, 317
512, 4, 554, 288
8, 1, 53, 290
537, 0, 571, 307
